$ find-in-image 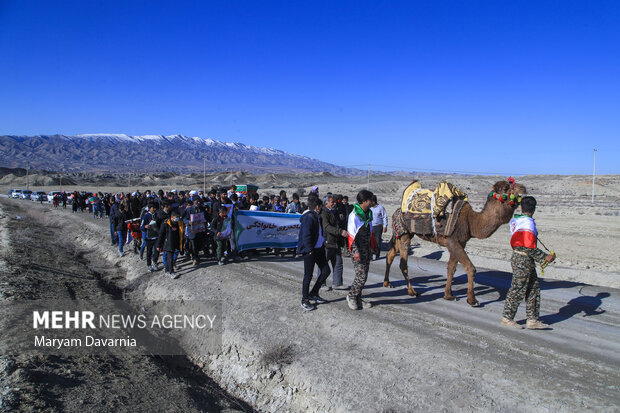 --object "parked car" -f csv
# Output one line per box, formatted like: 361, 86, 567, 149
31, 191, 48, 202
11, 189, 24, 199
20, 190, 33, 200
47, 191, 62, 203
